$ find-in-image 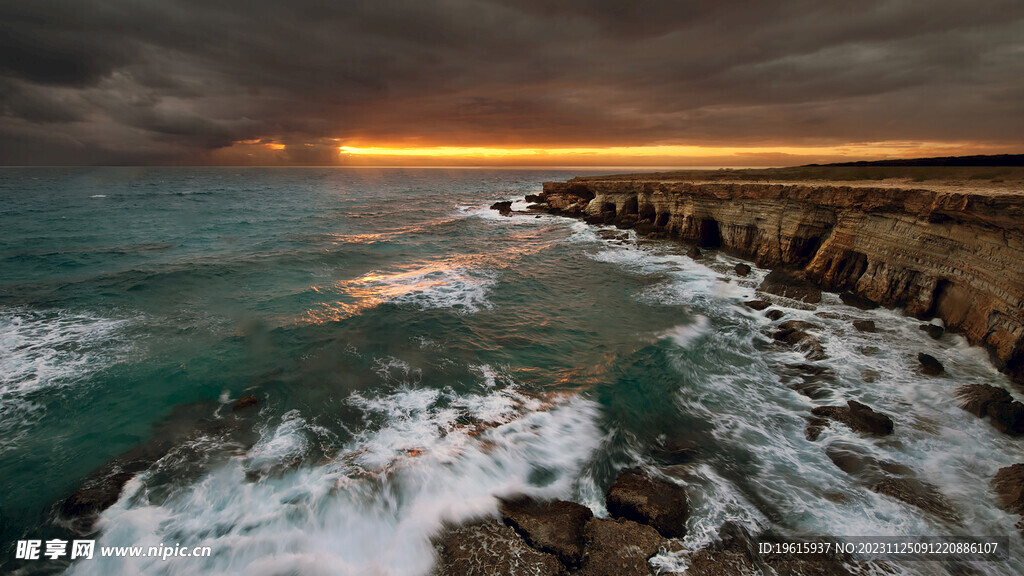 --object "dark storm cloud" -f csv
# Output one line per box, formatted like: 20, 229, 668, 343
1, 0, 1022, 164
